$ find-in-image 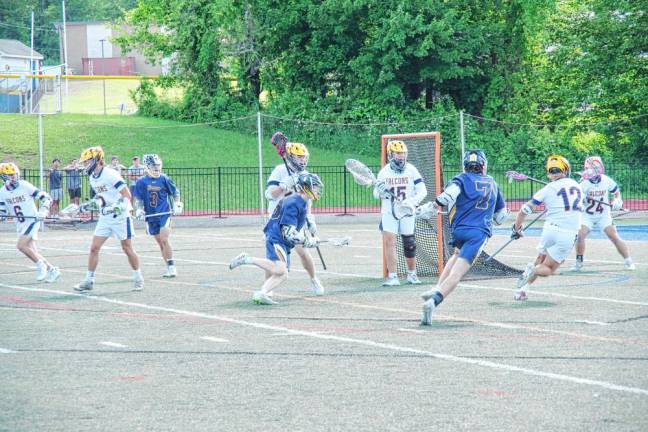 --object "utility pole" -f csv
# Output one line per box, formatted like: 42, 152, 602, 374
30, 10, 35, 114
62, 0, 69, 109
100, 39, 106, 115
